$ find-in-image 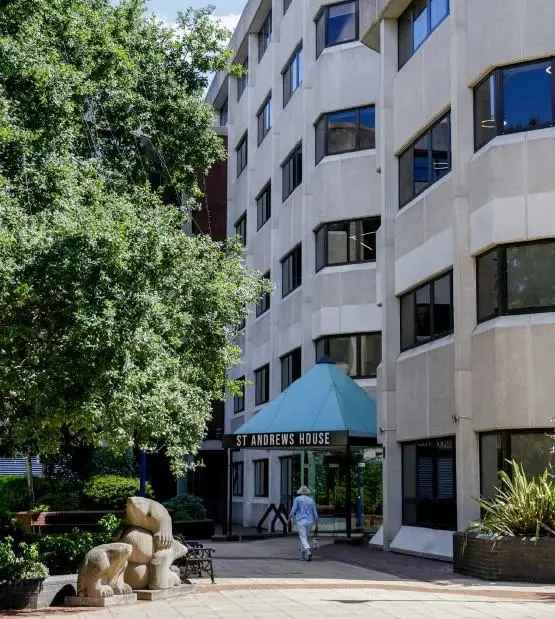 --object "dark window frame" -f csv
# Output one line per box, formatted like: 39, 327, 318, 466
256, 181, 272, 230
314, 332, 382, 379
473, 56, 555, 152
398, 0, 450, 70
234, 211, 247, 247
315, 216, 380, 271
257, 92, 272, 146
219, 99, 228, 126
258, 11, 273, 62
281, 141, 303, 201
400, 270, 454, 352
256, 271, 271, 317
281, 243, 302, 297
476, 239, 555, 323
401, 435, 457, 531
282, 43, 303, 108
315, 105, 376, 164
233, 376, 245, 414
232, 461, 244, 496
254, 458, 269, 497
280, 347, 302, 391
398, 111, 451, 209
254, 363, 270, 405
315, 0, 359, 59
236, 132, 248, 178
